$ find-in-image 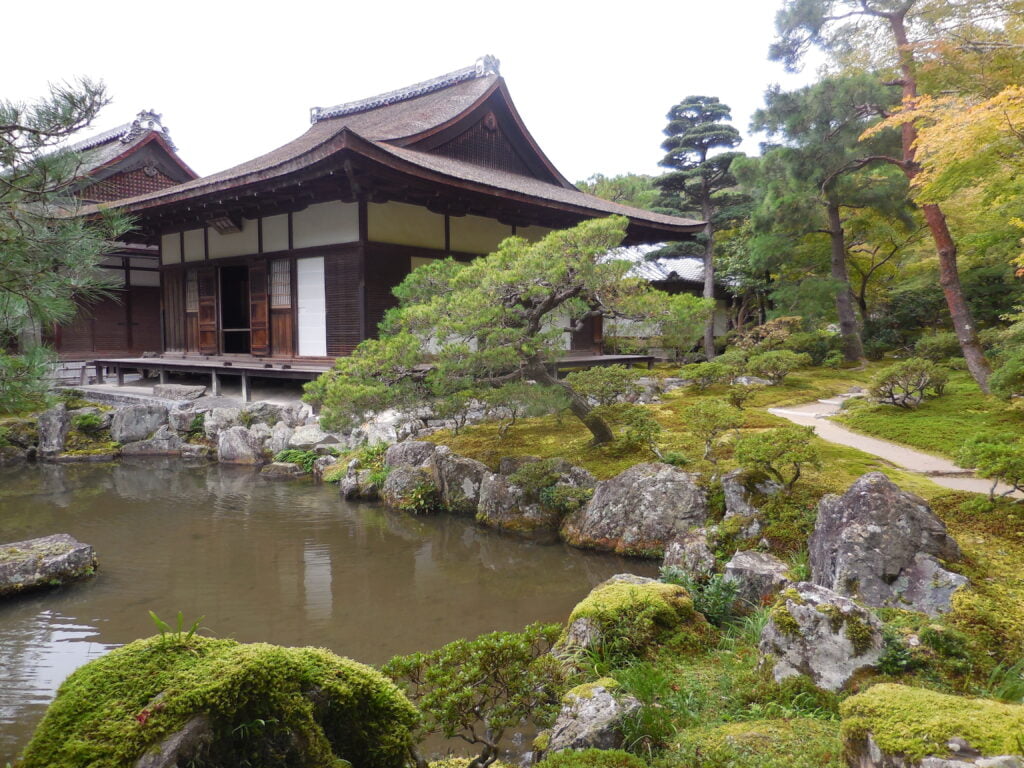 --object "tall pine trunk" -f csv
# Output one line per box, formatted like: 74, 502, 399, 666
826, 199, 865, 361
530, 363, 615, 444
888, 10, 990, 391
701, 217, 716, 360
